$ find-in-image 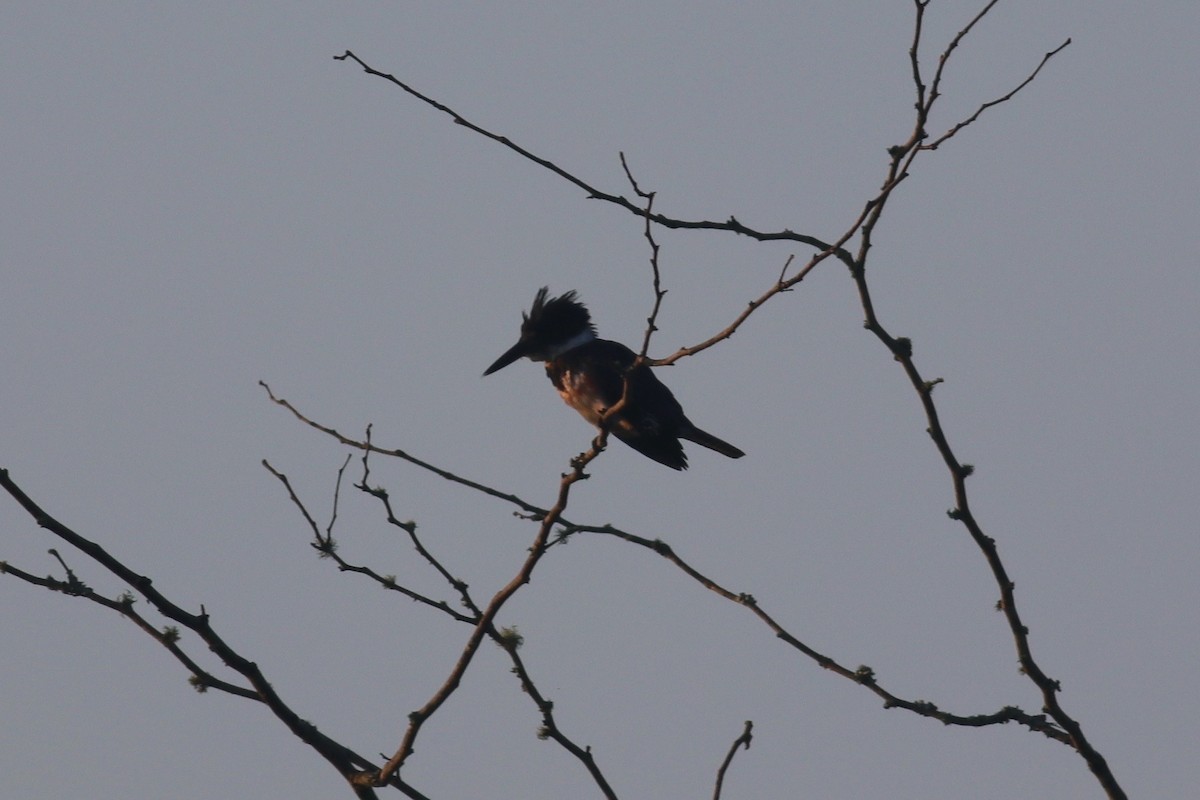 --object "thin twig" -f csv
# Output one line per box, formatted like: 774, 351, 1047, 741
712, 720, 754, 800
620, 152, 667, 361
359, 441, 482, 616
333, 50, 842, 257
260, 381, 550, 518
574, 523, 1073, 744
262, 460, 476, 623
497, 629, 620, 799
921, 38, 1071, 150
927, 0, 1002, 109
0, 558, 258, 699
